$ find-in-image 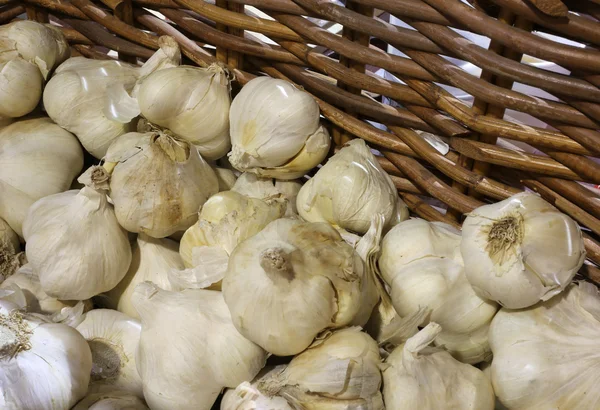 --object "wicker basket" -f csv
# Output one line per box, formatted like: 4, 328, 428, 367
5, 0, 600, 278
